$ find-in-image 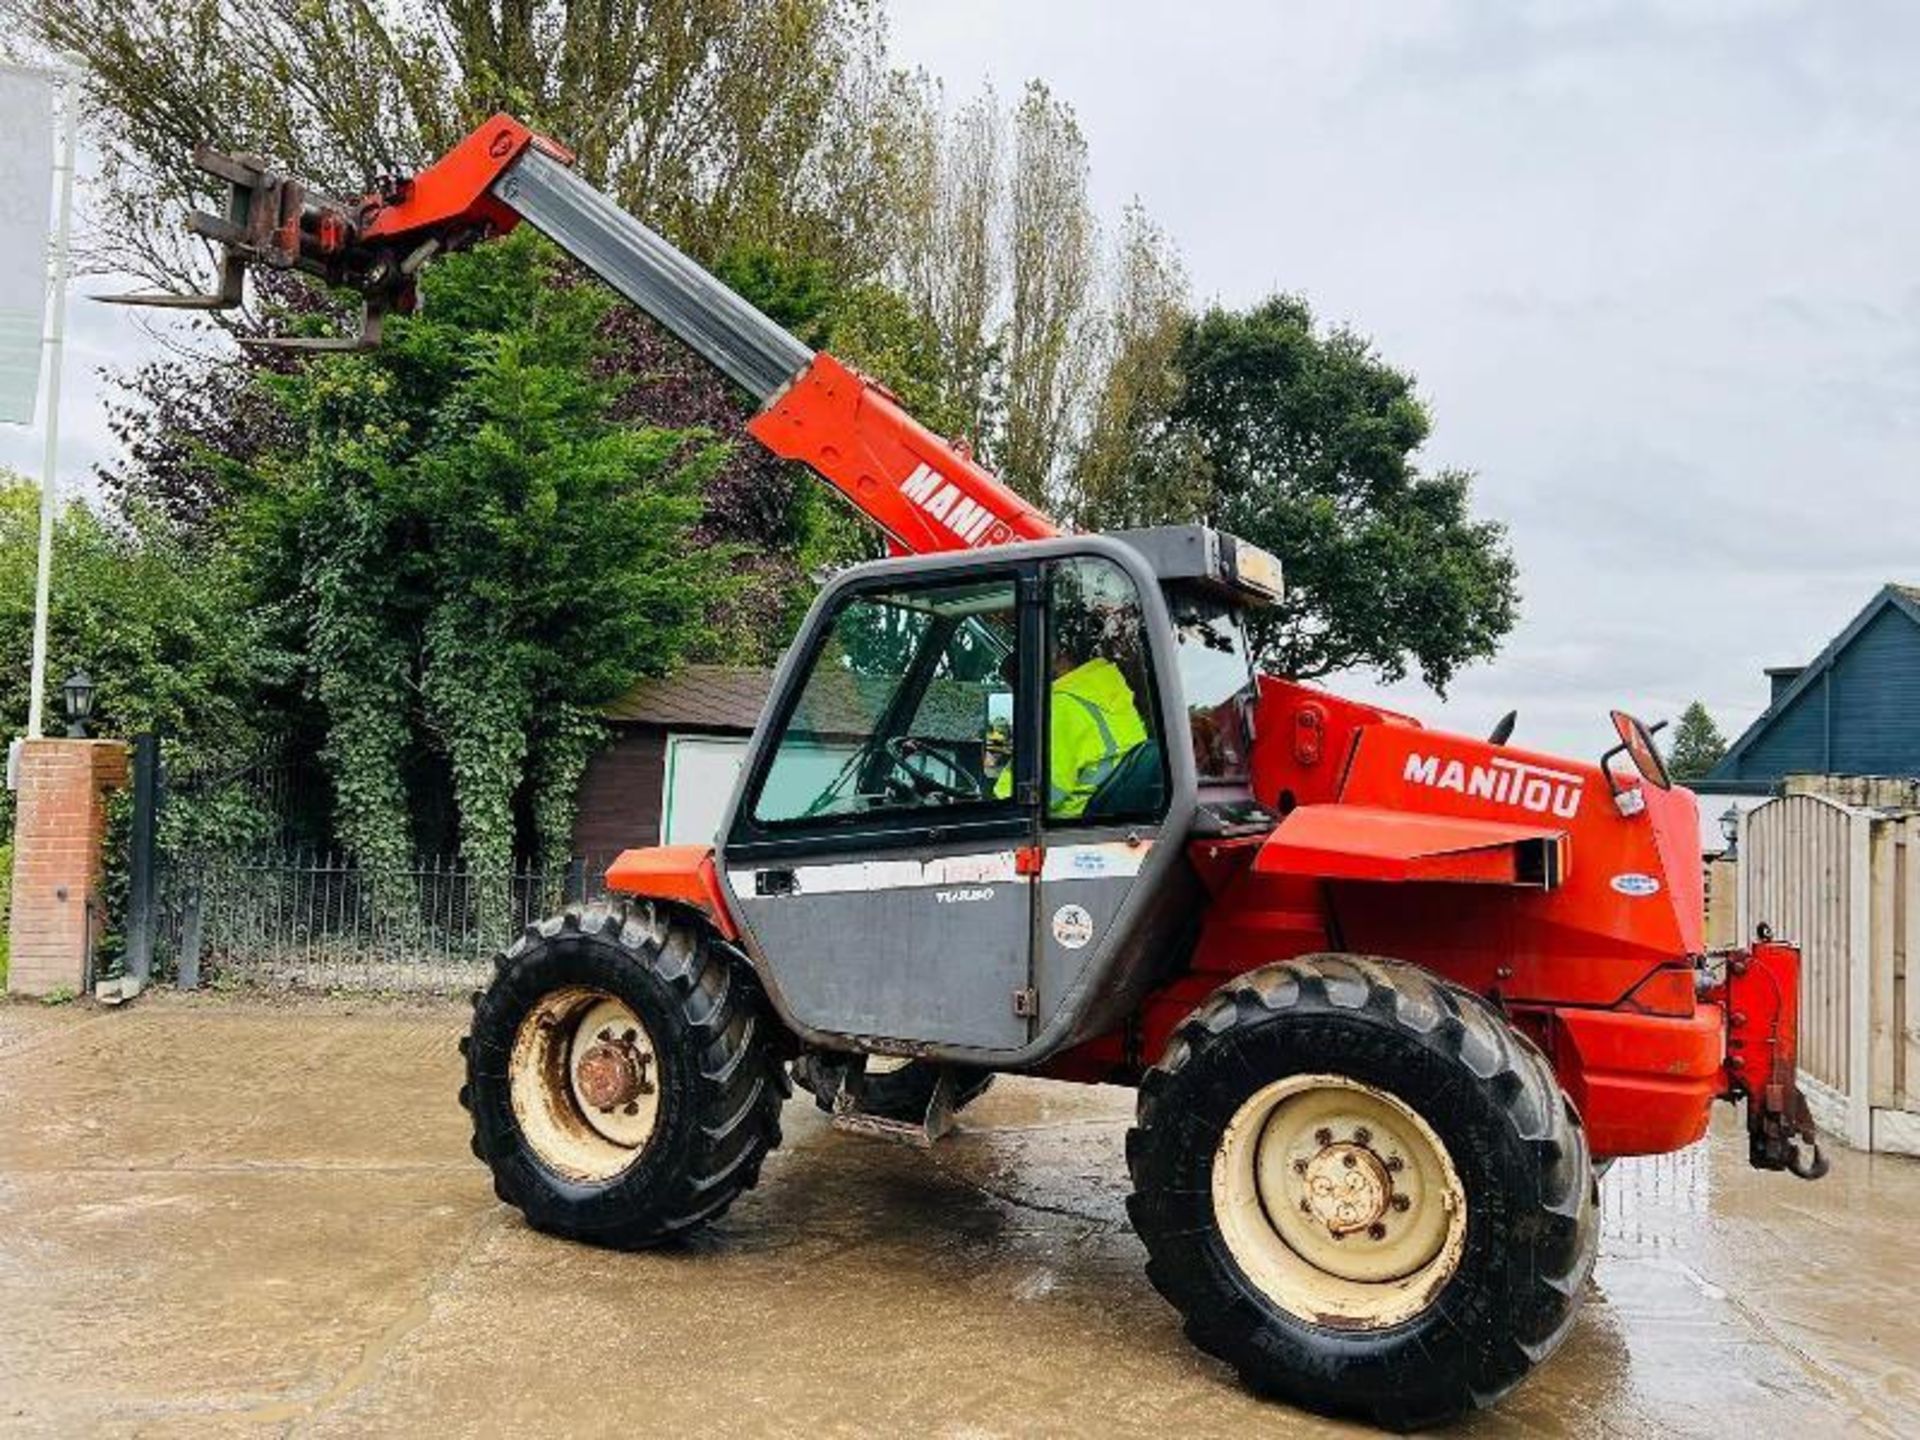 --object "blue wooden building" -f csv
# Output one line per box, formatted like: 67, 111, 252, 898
1701, 584, 1920, 794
